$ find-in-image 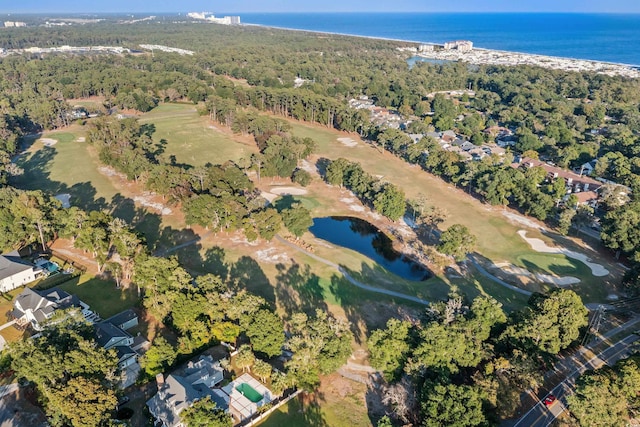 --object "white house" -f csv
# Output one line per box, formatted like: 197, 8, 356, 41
0, 251, 38, 293
11, 287, 86, 330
